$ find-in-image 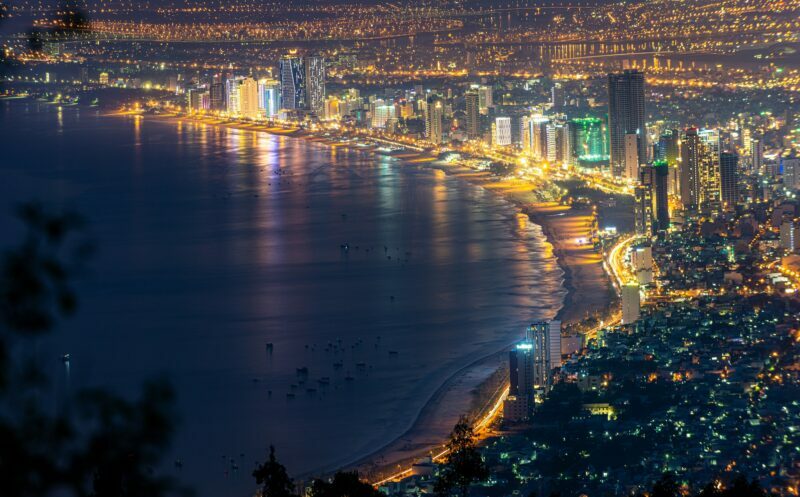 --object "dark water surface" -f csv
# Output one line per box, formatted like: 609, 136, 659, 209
0, 101, 565, 497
